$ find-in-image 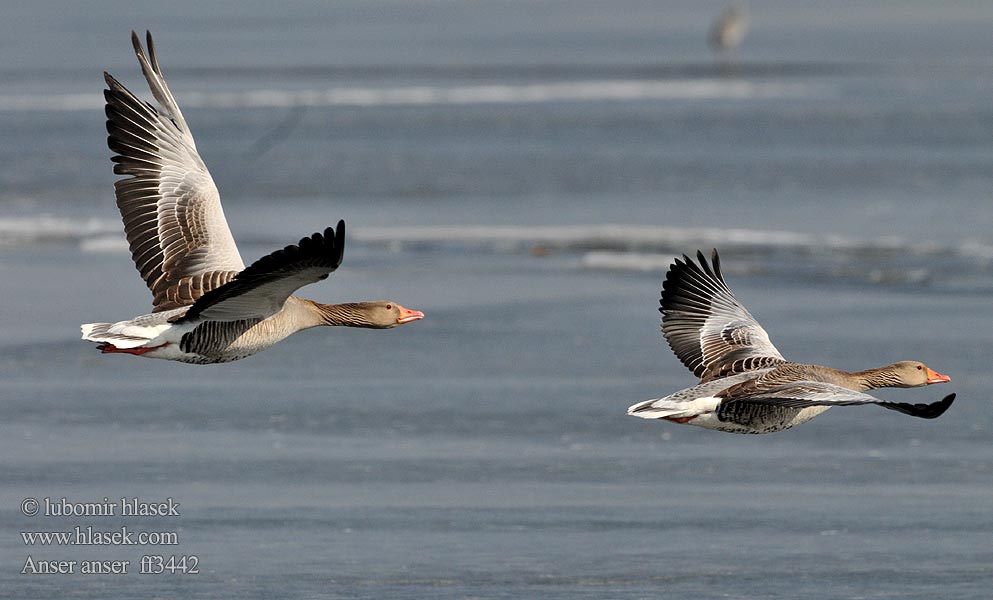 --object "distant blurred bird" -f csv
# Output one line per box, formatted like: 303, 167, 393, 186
709, 3, 748, 57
